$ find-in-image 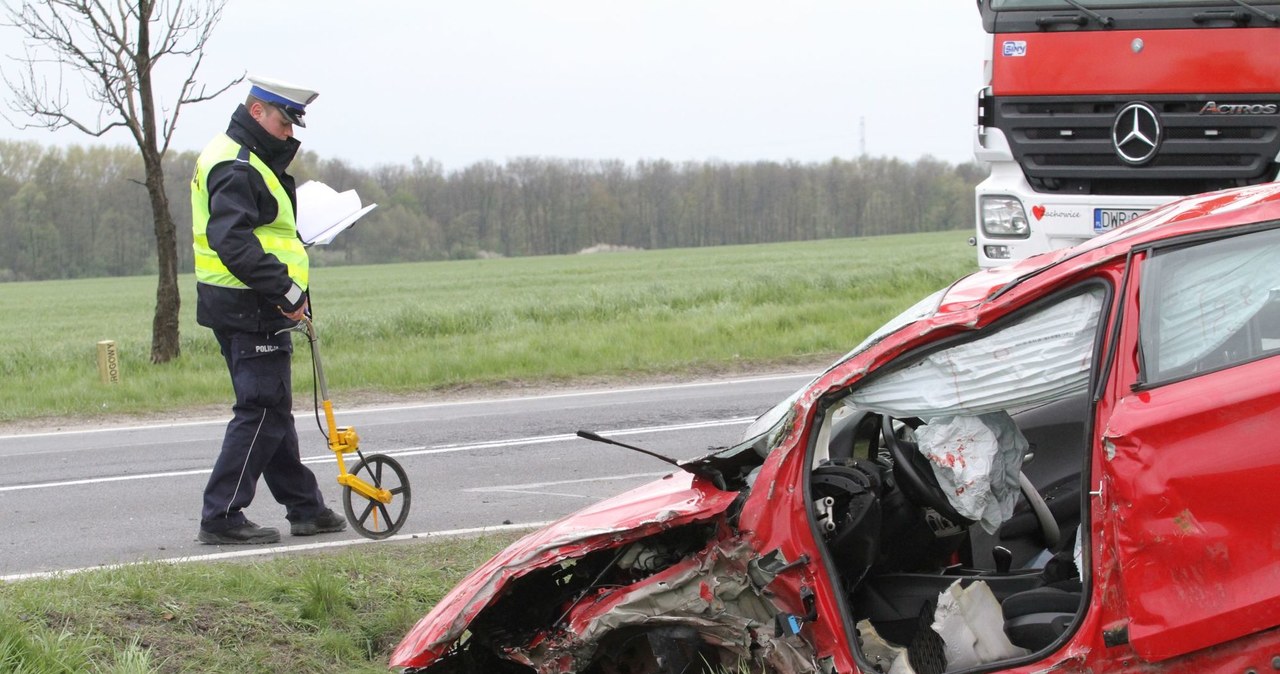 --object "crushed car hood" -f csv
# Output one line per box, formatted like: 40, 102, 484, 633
389, 471, 738, 669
